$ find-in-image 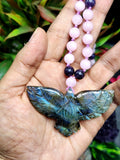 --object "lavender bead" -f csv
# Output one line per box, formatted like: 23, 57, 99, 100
82, 46, 93, 57
85, 0, 96, 8
69, 27, 80, 39
83, 21, 93, 32
67, 41, 77, 52
82, 33, 93, 45
64, 54, 75, 64
75, 1, 85, 12
66, 77, 76, 88
90, 59, 96, 66
72, 14, 83, 26
83, 9, 93, 21
80, 59, 91, 70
